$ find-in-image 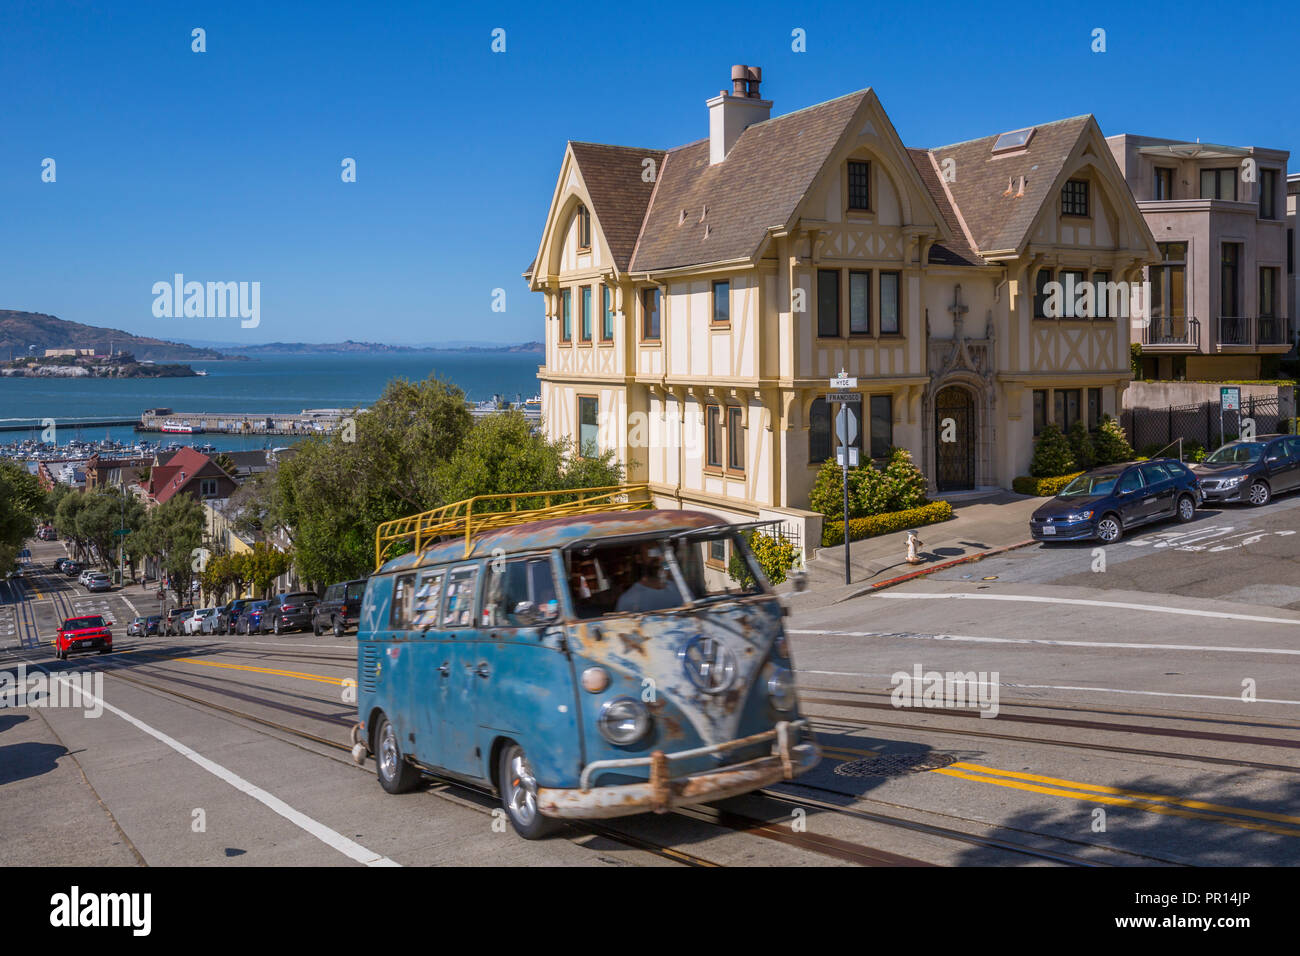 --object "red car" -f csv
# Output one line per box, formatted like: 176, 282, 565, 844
55, 615, 114, 660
